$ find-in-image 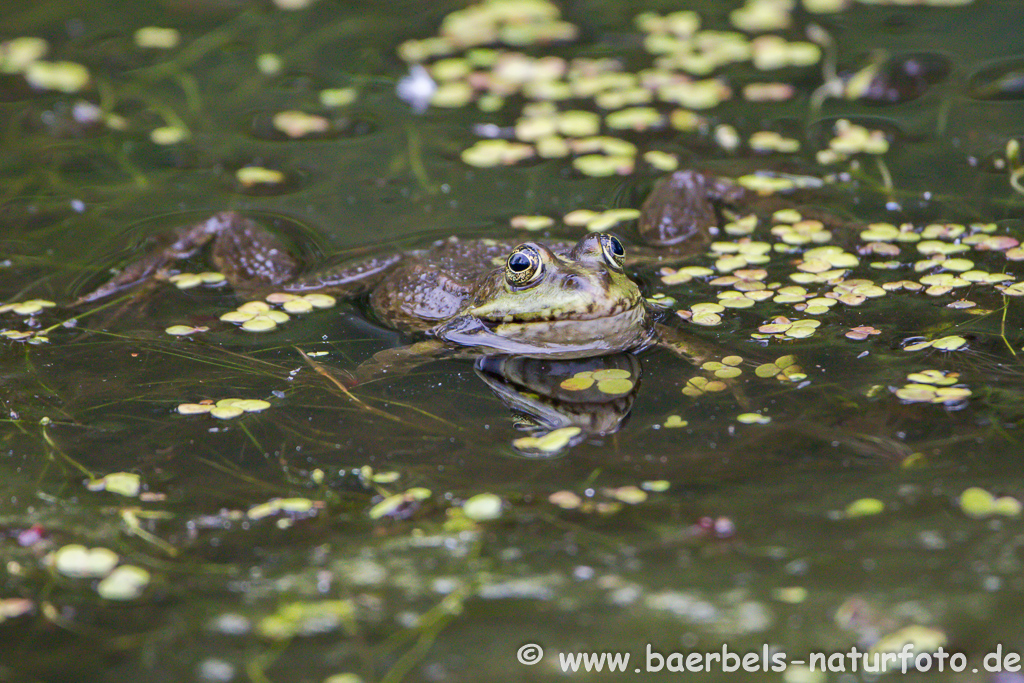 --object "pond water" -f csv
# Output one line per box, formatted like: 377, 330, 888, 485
3, 0, 1024, 681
